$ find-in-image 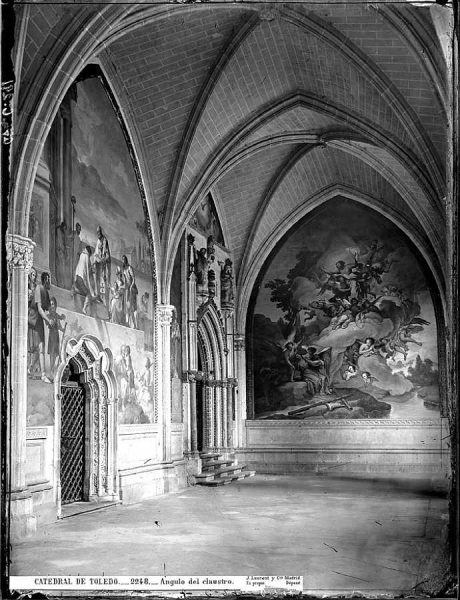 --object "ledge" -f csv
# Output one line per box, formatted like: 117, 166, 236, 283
245, 418, 444, 428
